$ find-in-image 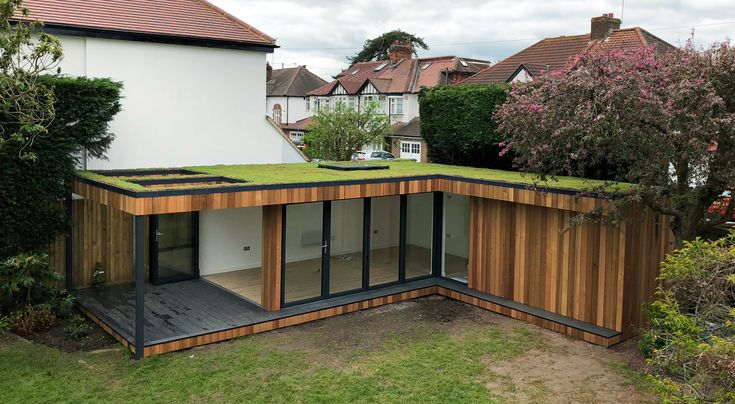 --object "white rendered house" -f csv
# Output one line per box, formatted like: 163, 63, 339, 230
18, 0, 307, 169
